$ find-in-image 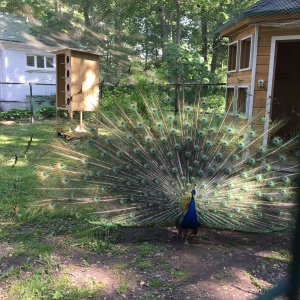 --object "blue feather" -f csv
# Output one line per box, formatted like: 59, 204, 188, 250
180, 190, 200, 230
